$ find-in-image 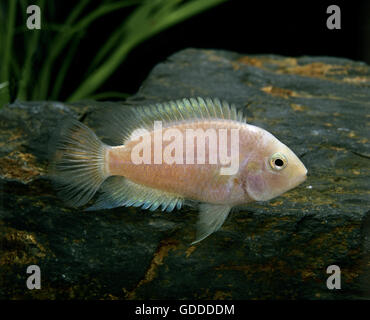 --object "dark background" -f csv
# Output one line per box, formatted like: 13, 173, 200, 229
59, 0, 370, 99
